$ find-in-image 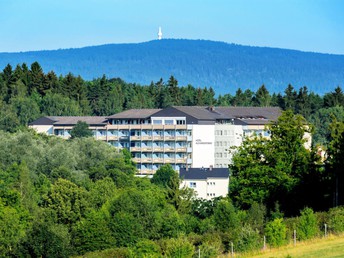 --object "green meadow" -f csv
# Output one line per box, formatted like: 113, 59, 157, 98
225, 234, 344, 258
